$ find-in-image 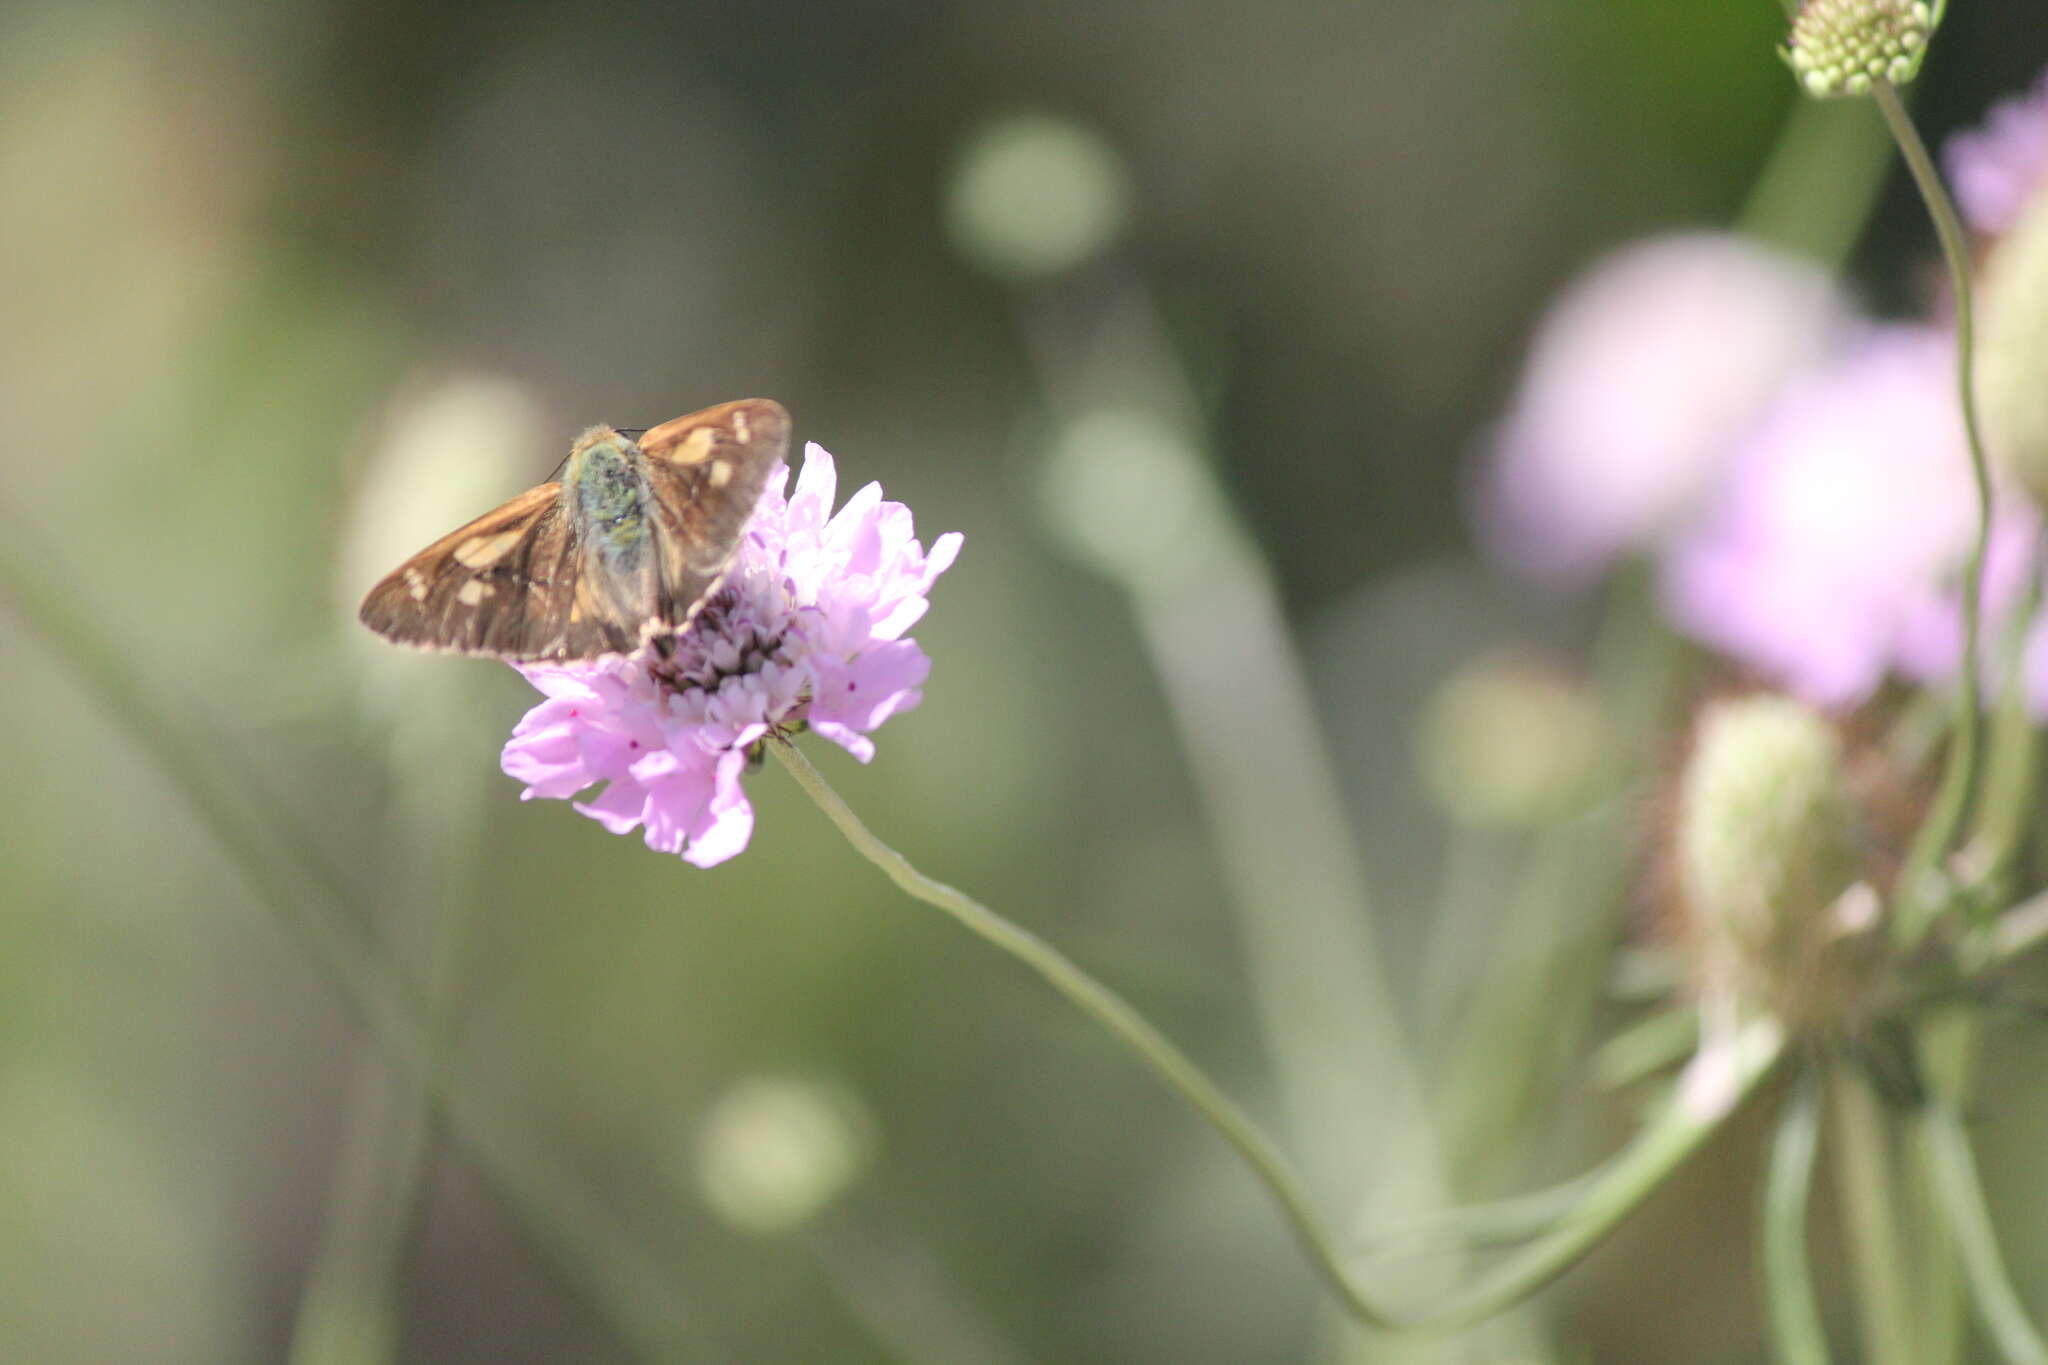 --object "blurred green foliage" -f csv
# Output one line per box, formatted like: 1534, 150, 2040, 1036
4, 2, 2047, 1362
